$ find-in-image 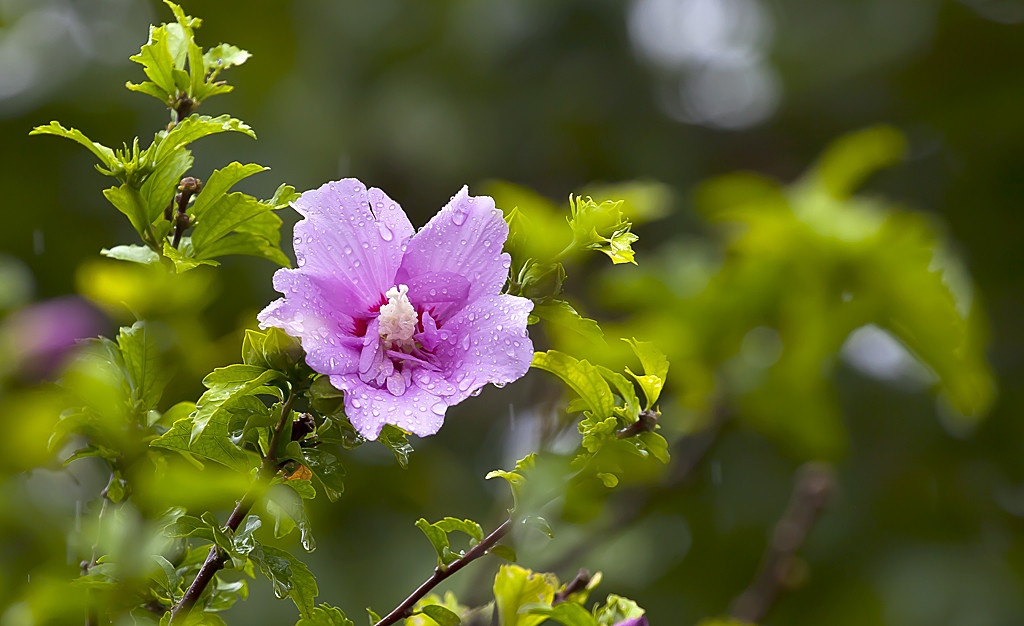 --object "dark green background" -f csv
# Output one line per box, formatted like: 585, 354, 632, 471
1, 0, 1022, 624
